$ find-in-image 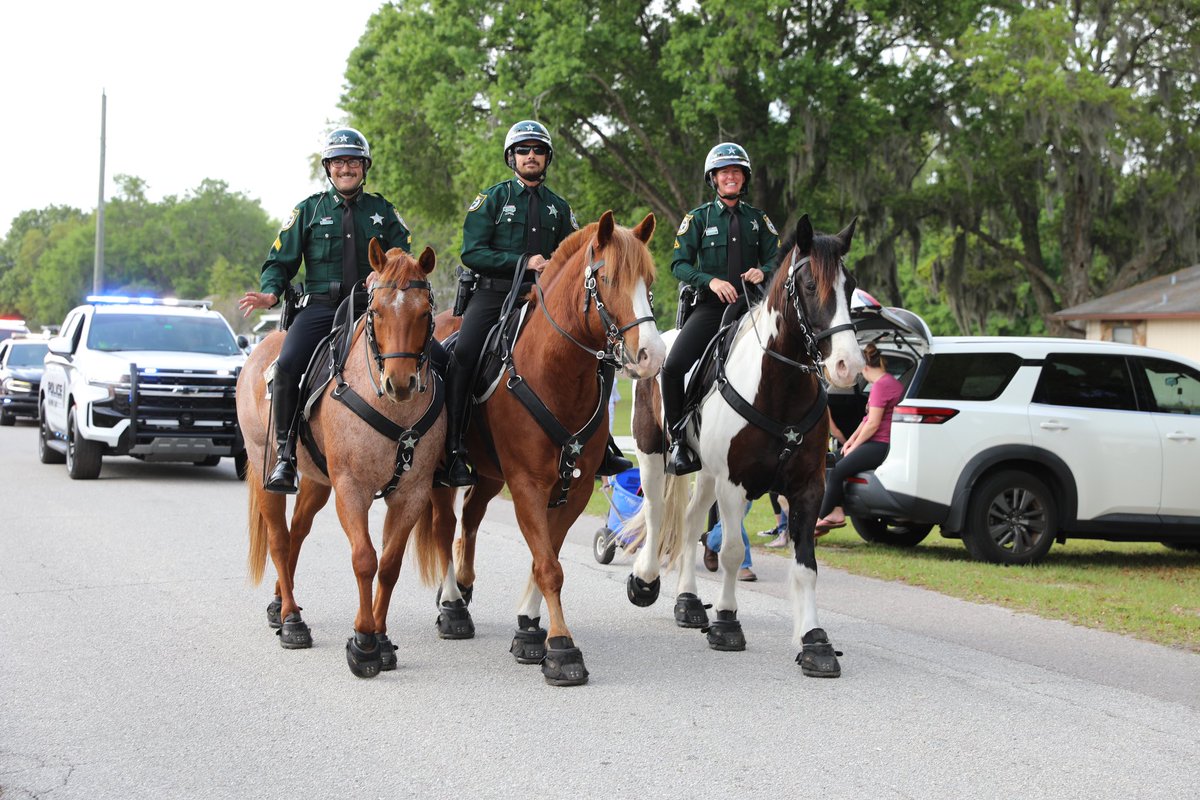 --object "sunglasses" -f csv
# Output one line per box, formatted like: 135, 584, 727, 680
514, 145, 549, 156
